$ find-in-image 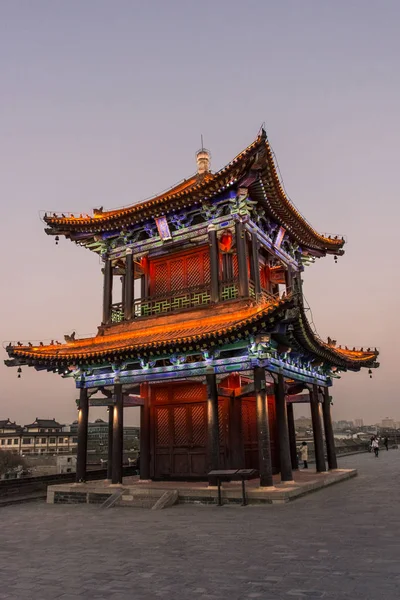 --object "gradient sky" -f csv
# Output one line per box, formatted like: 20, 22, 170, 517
1, 1, 399, 427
